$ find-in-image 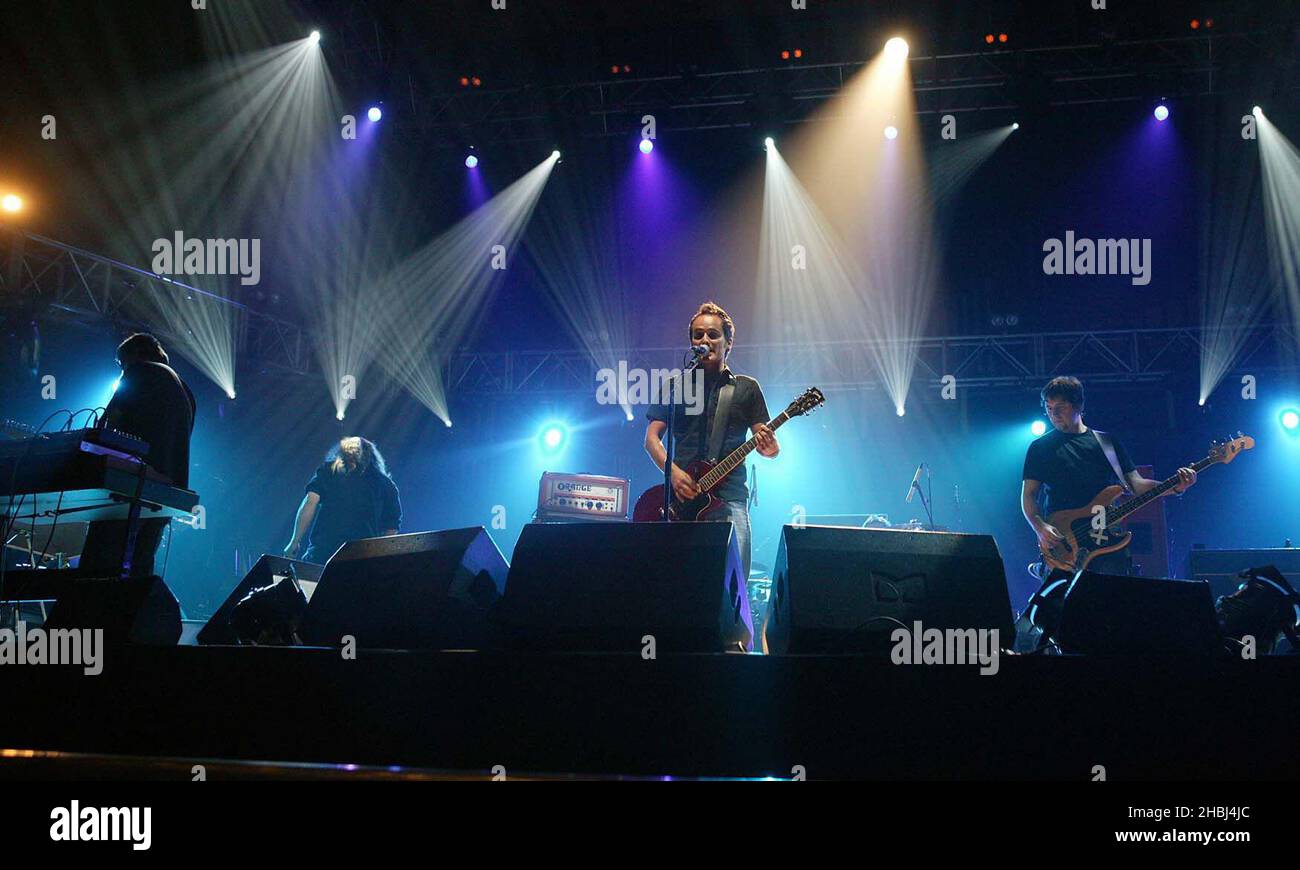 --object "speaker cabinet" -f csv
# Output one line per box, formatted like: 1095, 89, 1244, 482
198, 555, 322, 645
298, 527, 508, 650
1057, 571, 1220, 655
765, 525, 1013, 654
499, 522, 751, 652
